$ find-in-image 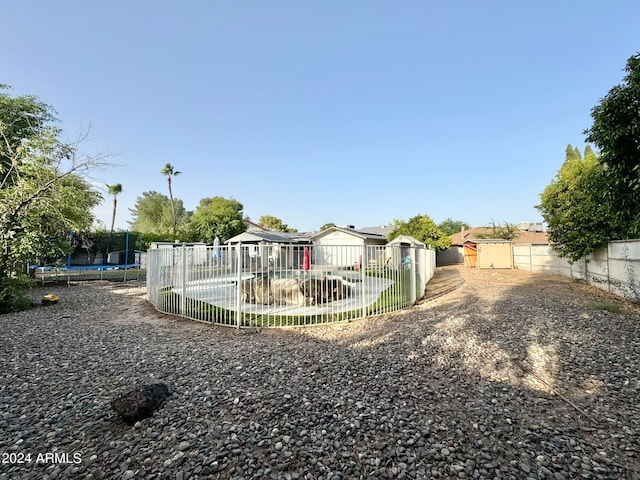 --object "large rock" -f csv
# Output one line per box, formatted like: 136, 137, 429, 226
111, 383, 172, 423
242, 276, 309, 306
270, 278, 307, 306
241, 275, 352, 307
327, 277, 352, 301
241, 276, 274, 304
299, 277, 352, 304
254, 276, 274, 305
